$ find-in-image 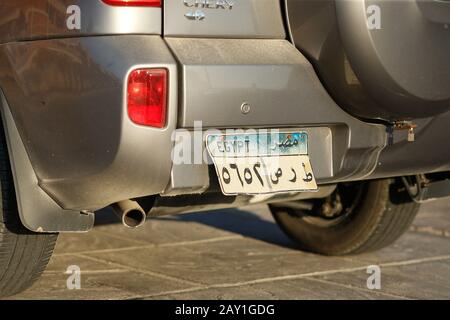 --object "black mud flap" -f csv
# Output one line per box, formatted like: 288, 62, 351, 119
0, 91, 94, 233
